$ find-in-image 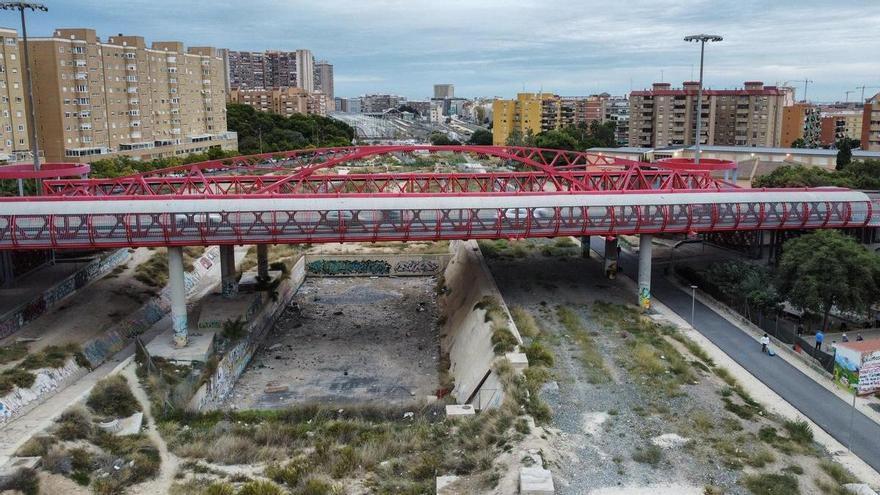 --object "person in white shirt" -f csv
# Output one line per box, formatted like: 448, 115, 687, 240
760, 334, 770, 353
